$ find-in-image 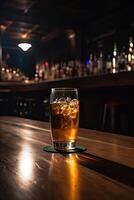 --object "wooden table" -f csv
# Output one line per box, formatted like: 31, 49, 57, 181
0, 116, 133, 200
